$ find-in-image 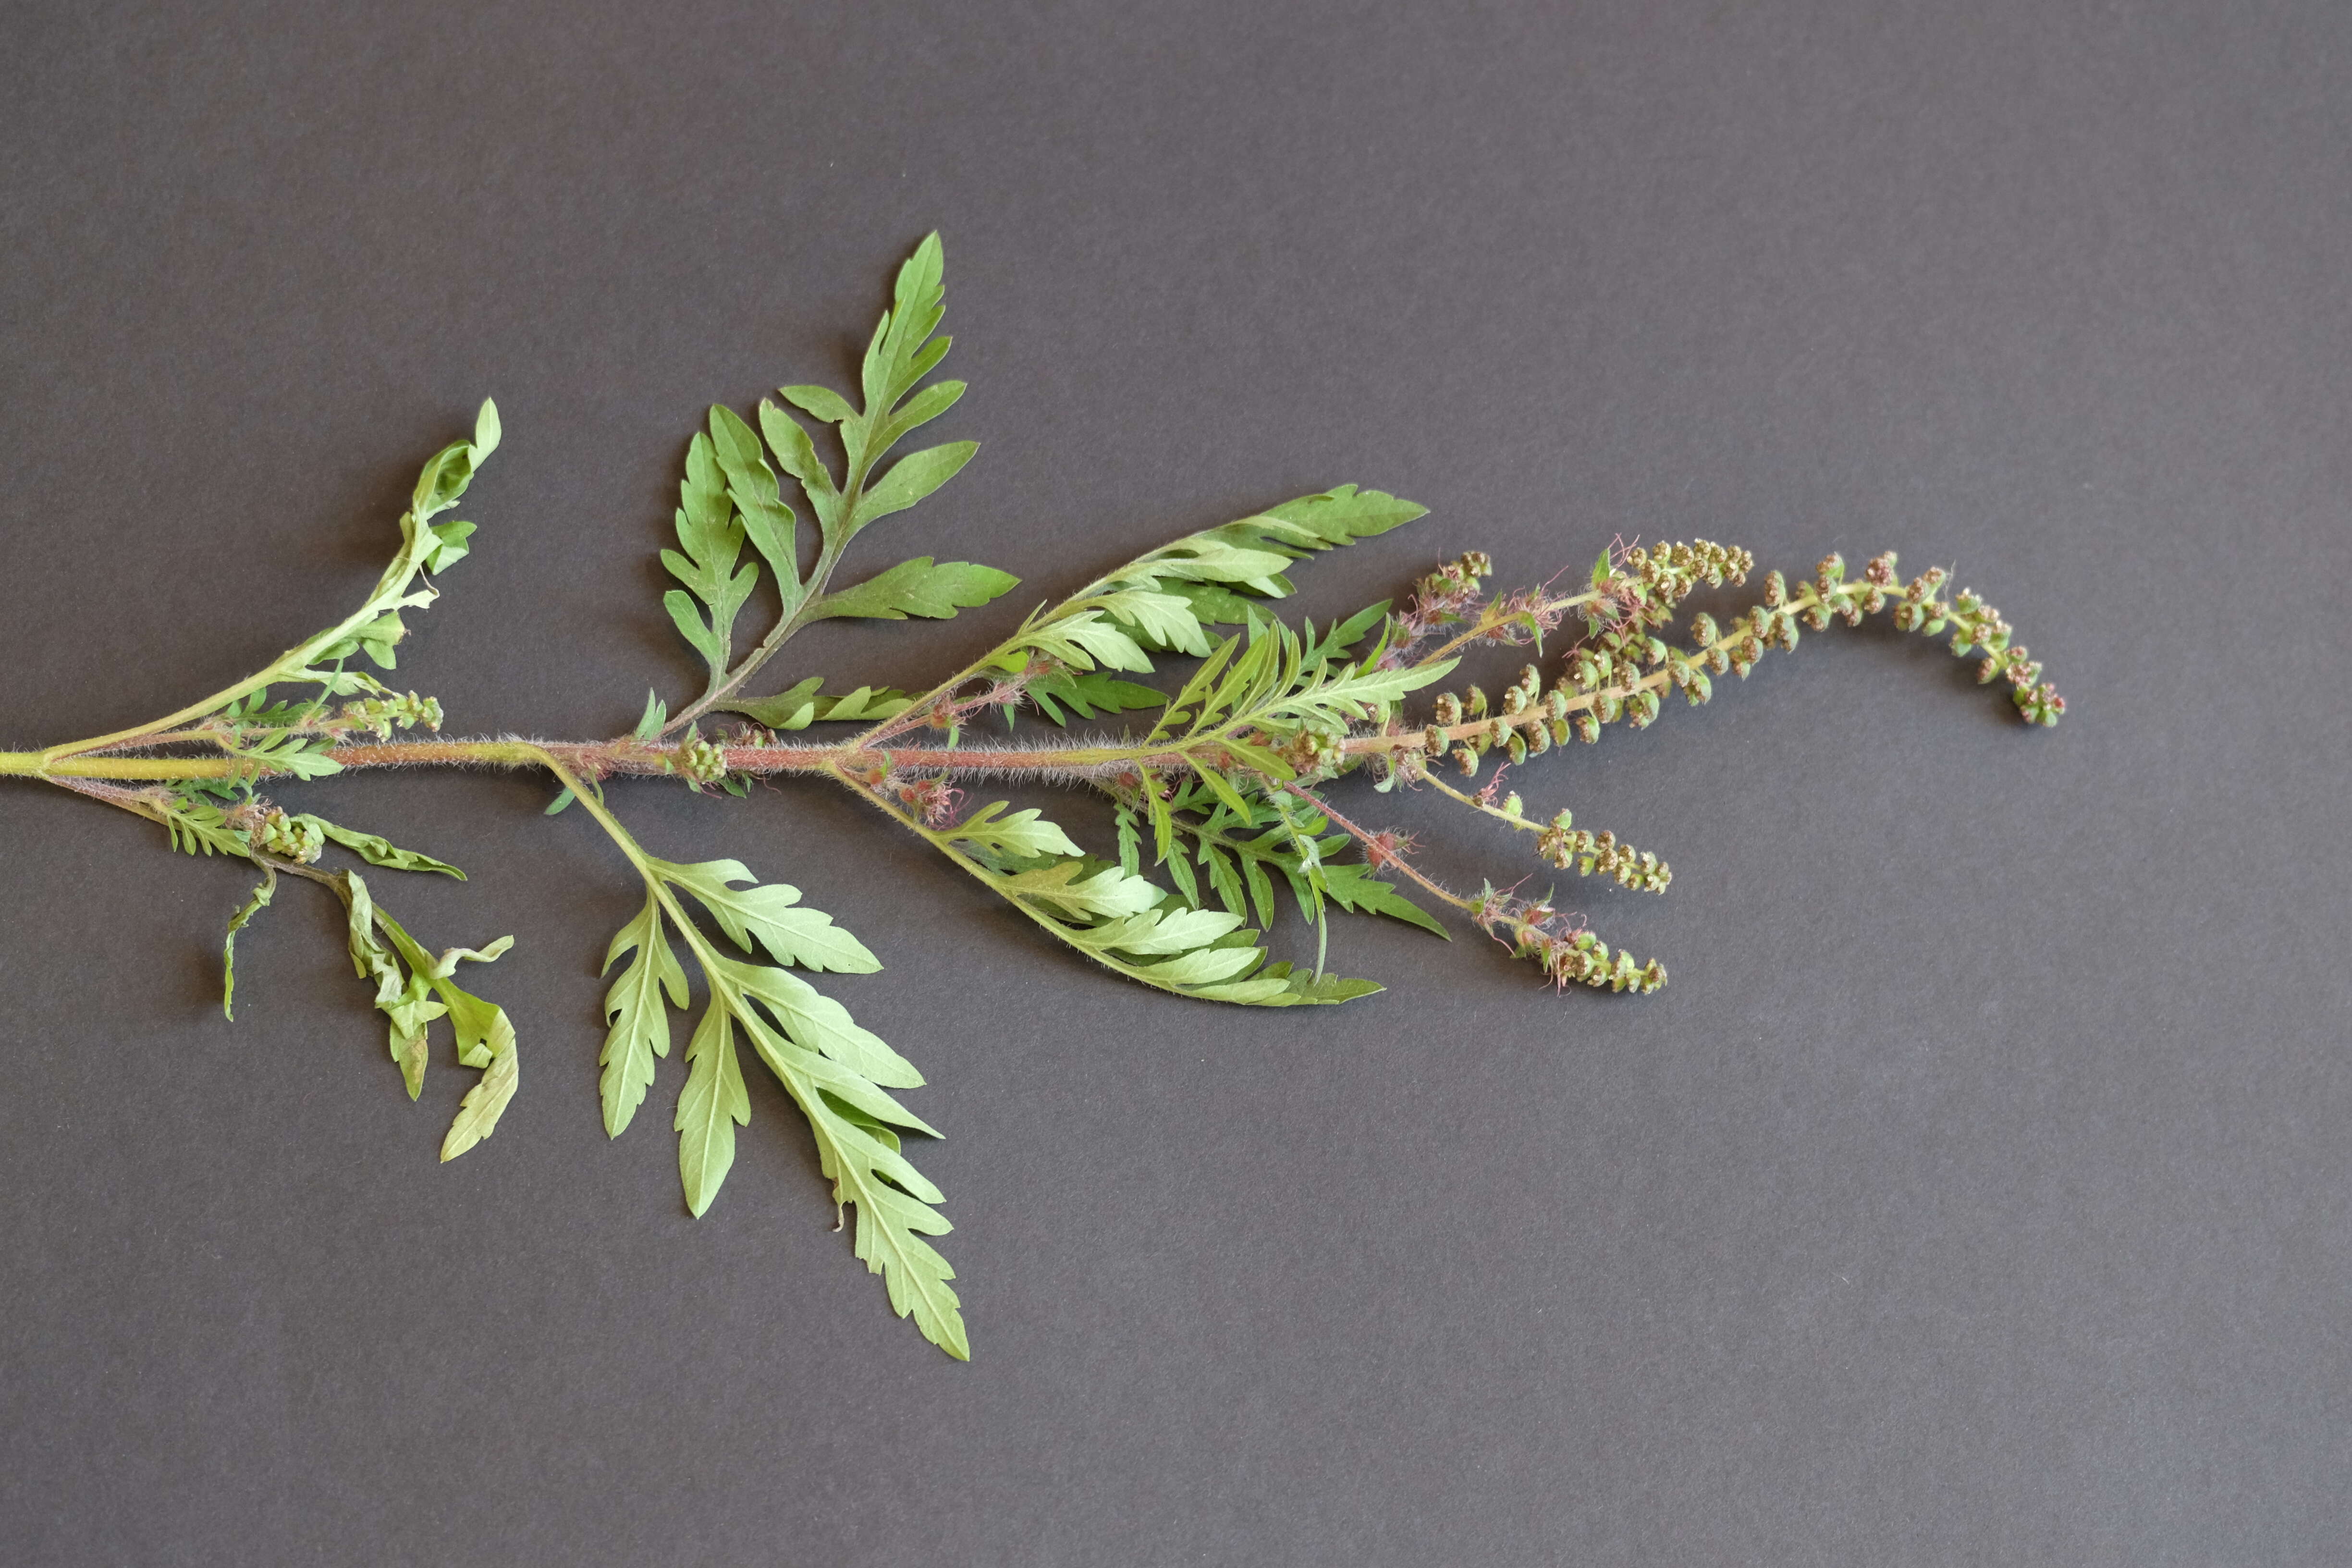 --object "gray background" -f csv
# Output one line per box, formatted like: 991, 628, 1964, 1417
2, 2, 2346, 1562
